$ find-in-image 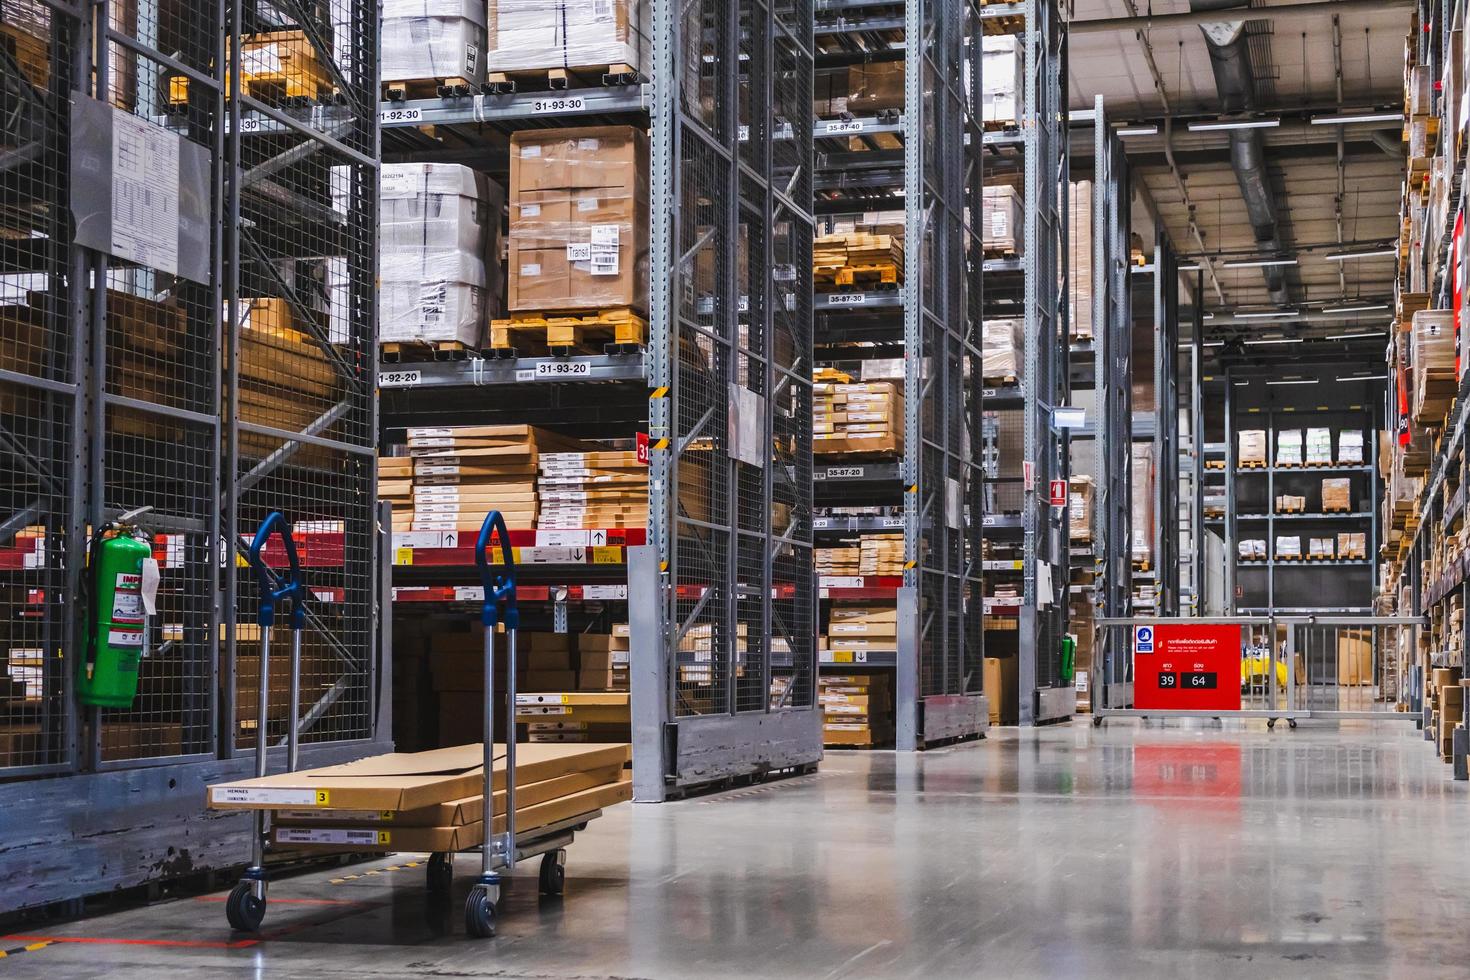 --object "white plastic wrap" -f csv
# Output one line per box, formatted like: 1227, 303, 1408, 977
1338, 430, 1365, 464
1275, 429, 1303, 466
981, 35, 1022, 124
382, 0, 485, 83
982, 318, 1022, 380
487, 0, 649, 75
